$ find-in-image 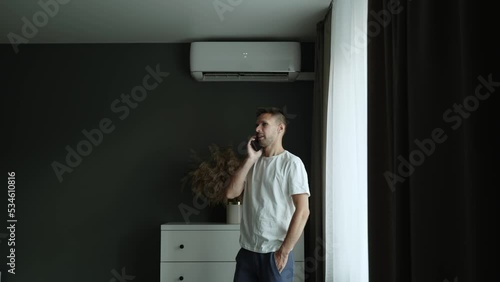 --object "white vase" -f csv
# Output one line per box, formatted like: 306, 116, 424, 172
226, 201, 242, 224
